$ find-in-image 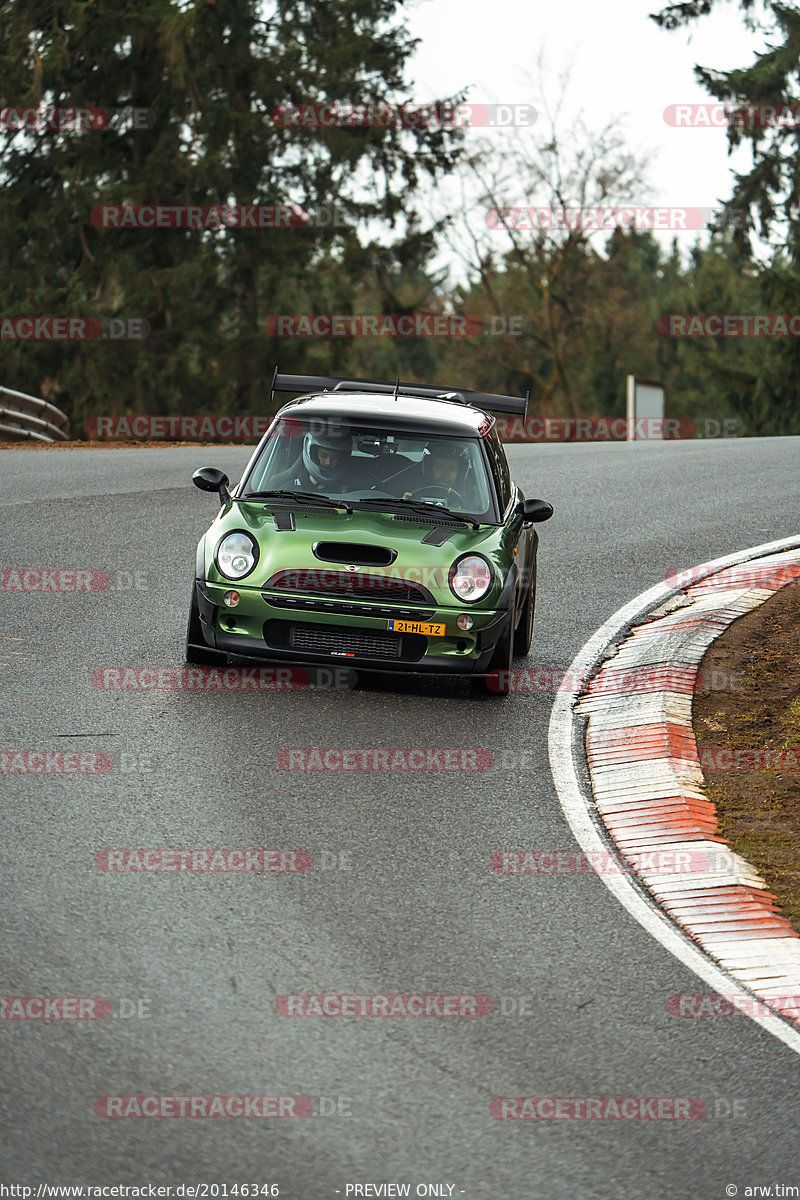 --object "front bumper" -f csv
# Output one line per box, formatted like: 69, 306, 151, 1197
193, 580, 512, 675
